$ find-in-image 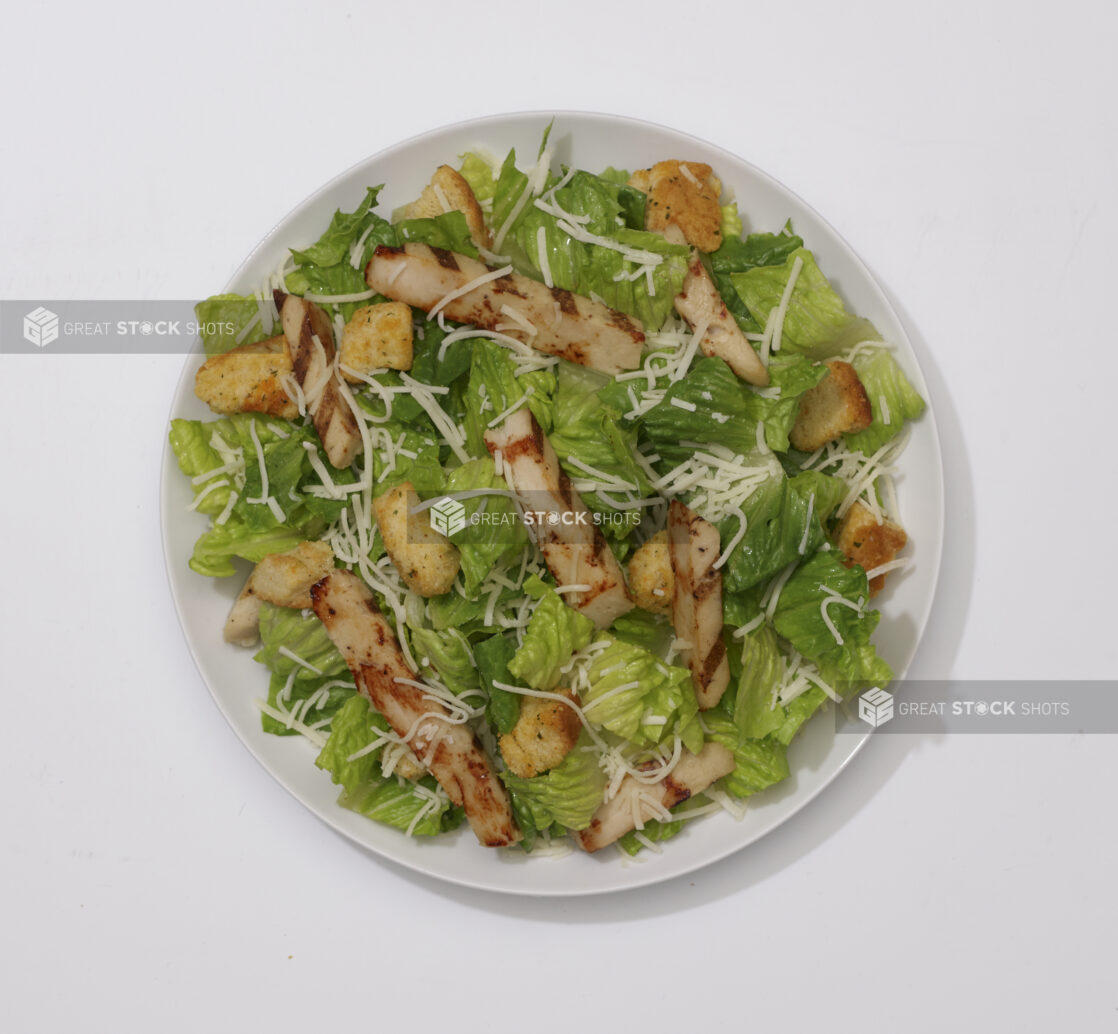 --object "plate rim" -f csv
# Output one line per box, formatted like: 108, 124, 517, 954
160, 109, 945, 897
